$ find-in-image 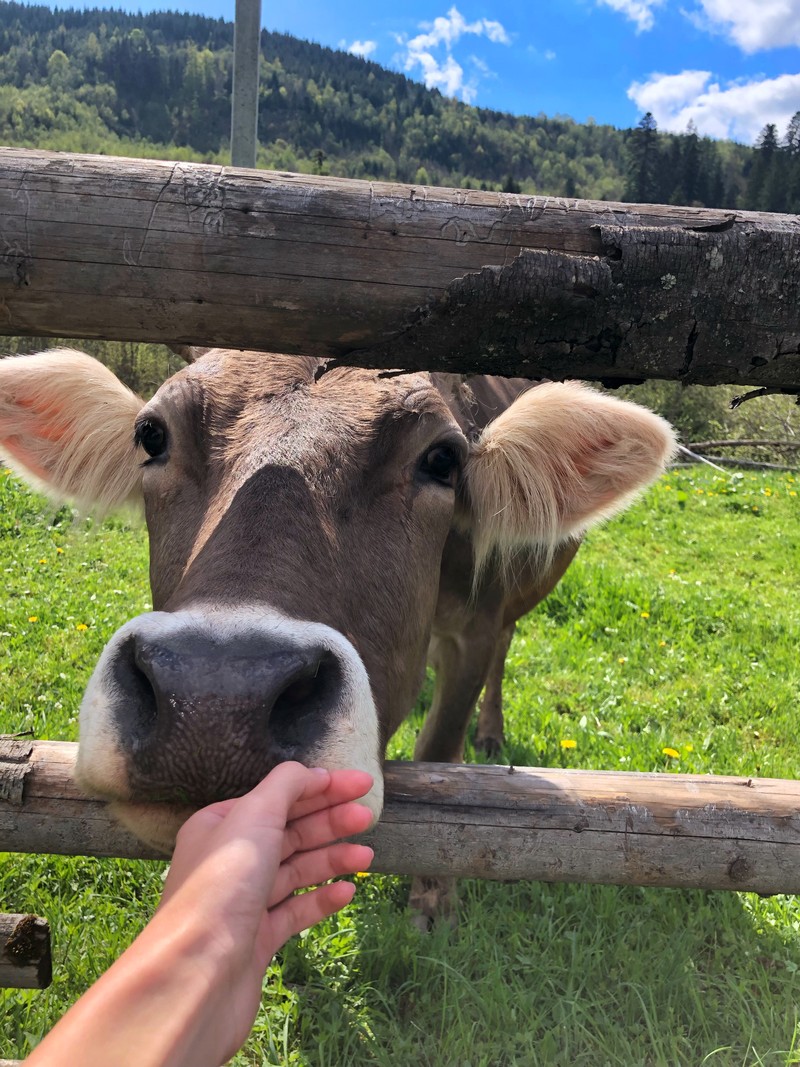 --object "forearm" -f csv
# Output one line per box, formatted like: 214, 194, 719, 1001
26, 909, 232, 1067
